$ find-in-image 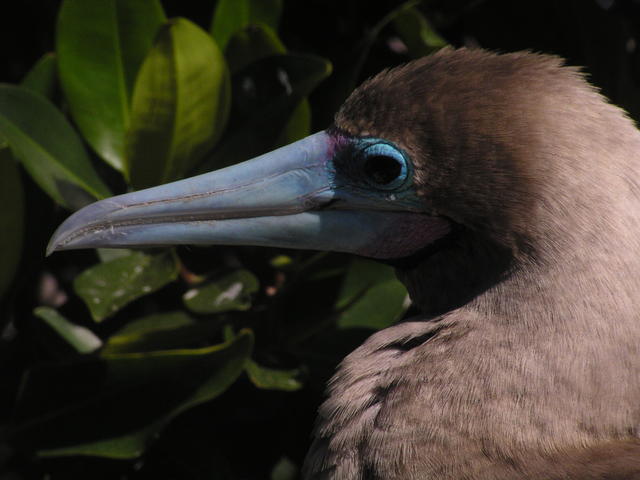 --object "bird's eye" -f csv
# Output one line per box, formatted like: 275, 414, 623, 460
364, 155, 402, 185
361, 142, 409, 190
